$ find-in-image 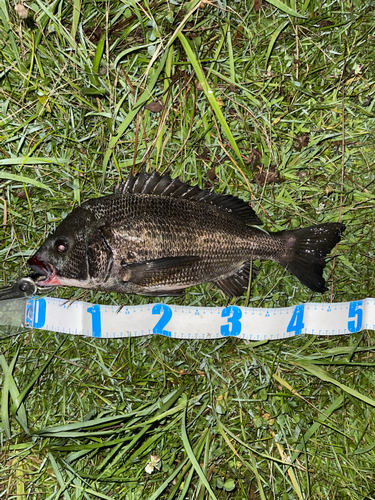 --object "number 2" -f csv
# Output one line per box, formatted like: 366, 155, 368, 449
152, 304, 172, 336
348, 301, 363, 333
